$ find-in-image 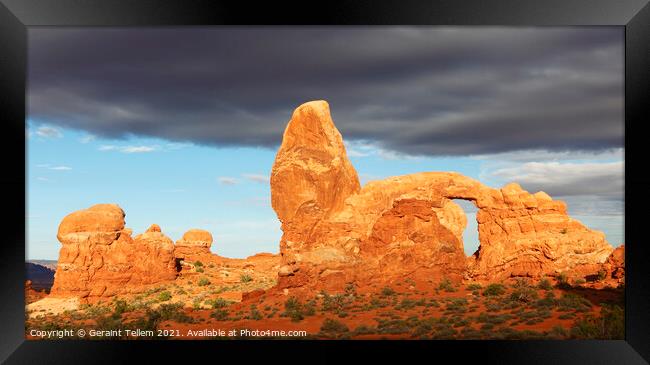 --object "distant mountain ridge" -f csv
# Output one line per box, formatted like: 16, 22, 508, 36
26, 261, 55, 291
